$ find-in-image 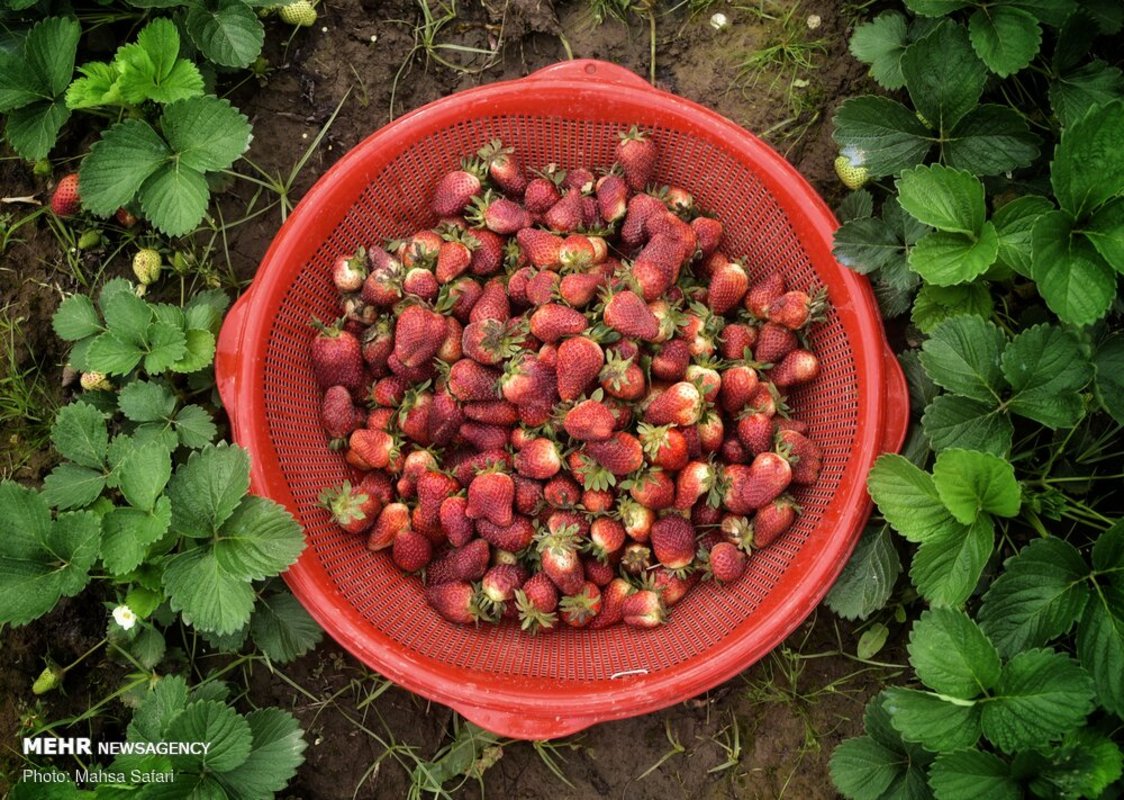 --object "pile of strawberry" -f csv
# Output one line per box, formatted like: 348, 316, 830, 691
311, 130, 825, 632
